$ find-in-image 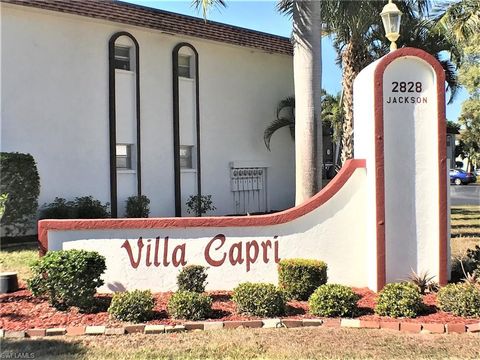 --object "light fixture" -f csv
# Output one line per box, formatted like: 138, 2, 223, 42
380, 0, 403, 52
